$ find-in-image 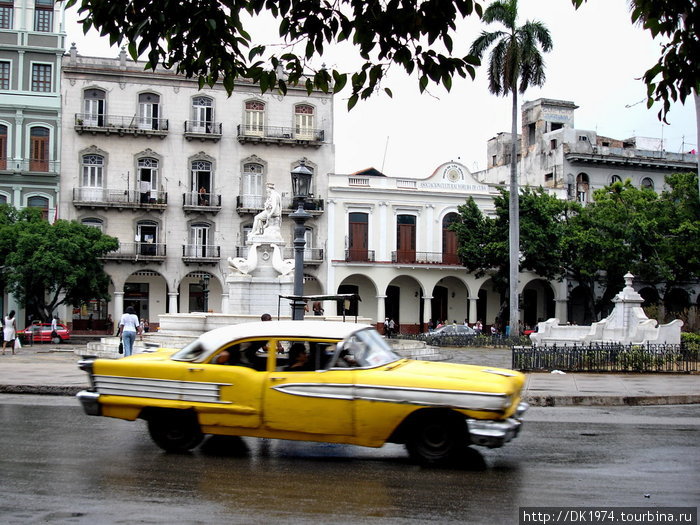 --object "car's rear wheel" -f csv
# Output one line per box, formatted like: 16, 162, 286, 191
405, 412, 466, 466
147, 411, 204, 453
51, 335, 61, 344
